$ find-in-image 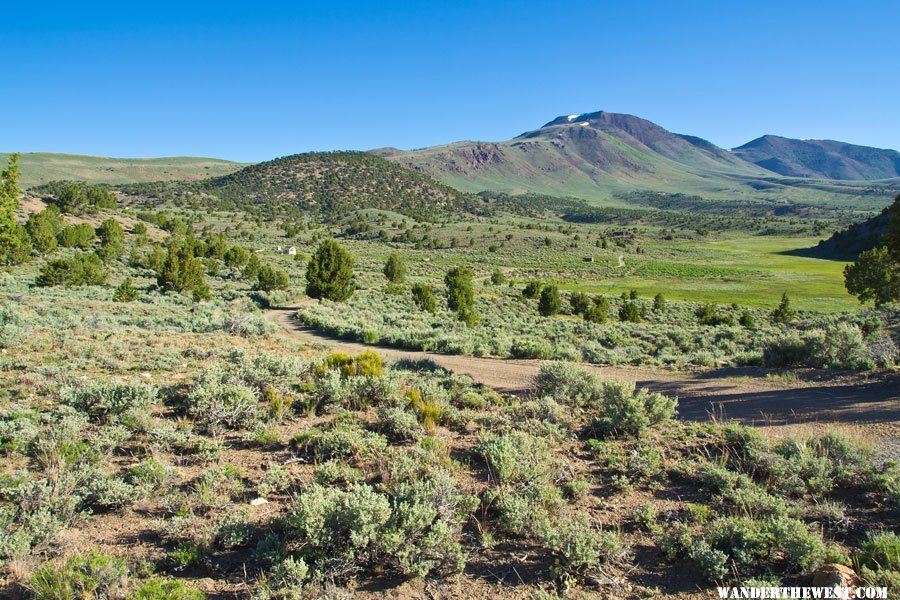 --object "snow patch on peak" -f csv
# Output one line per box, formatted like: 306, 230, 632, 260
567, 115, 578, 121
